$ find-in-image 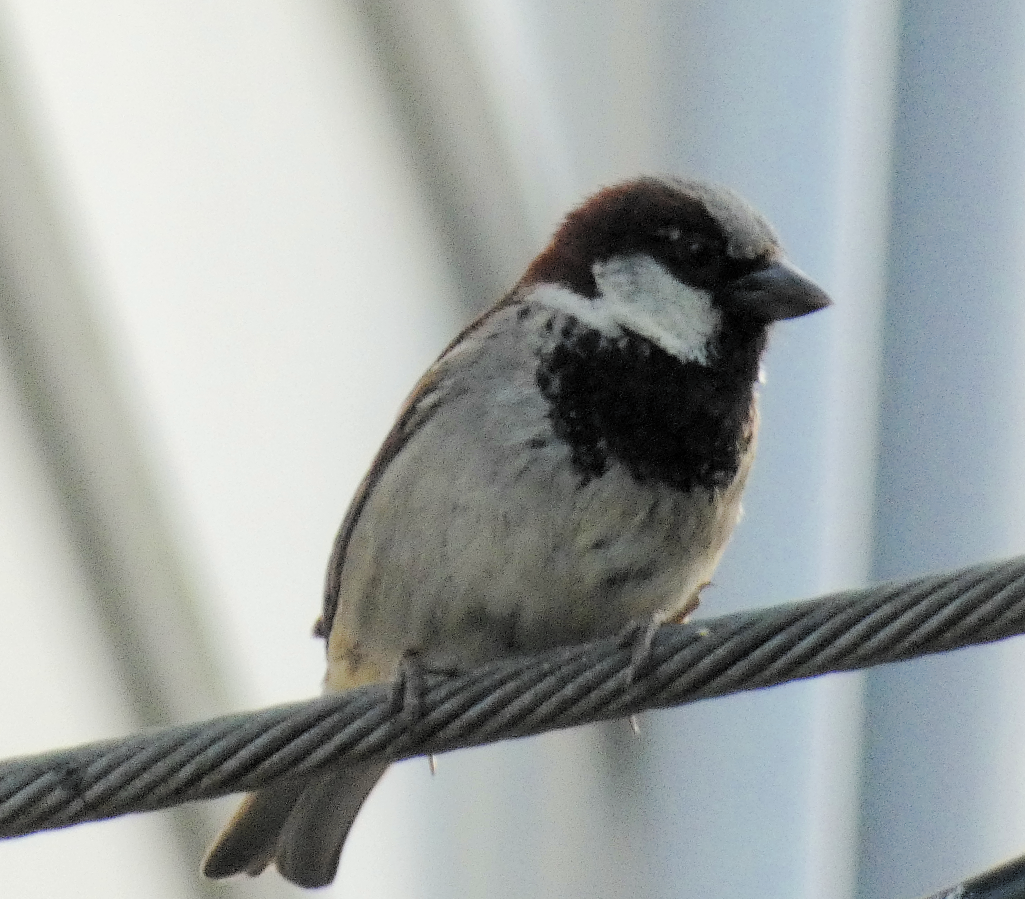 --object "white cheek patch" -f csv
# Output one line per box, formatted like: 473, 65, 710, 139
527, 255, 720, 364
592, 255, 720, 364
